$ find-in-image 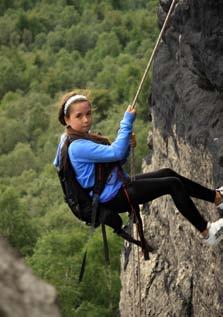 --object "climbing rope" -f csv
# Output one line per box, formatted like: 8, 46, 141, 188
131, 0, 177, 109
137, 237, 142, 317
130, 140, 142, 317
132, 224, 136, 317
129, 1, 177, 316
130, 135, 142, 317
